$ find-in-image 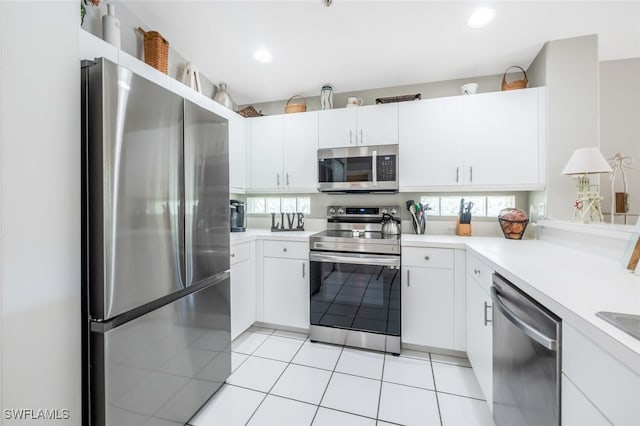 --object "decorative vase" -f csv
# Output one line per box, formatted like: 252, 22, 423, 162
102, 3, 121, 49
214, 83, 236, 110
320, 85, 333, 110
